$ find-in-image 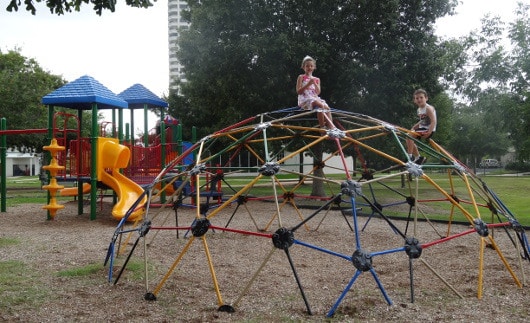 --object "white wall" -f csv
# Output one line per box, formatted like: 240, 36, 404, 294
281, 152, 354, 175
5, 152, 41, 177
